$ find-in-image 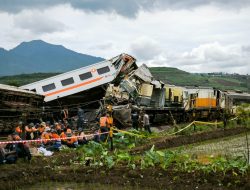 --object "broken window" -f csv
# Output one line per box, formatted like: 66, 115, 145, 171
97, 66, 110, 75
61, 77, 74, 86
42, 83, 56, 92
79, 72, 92, 81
